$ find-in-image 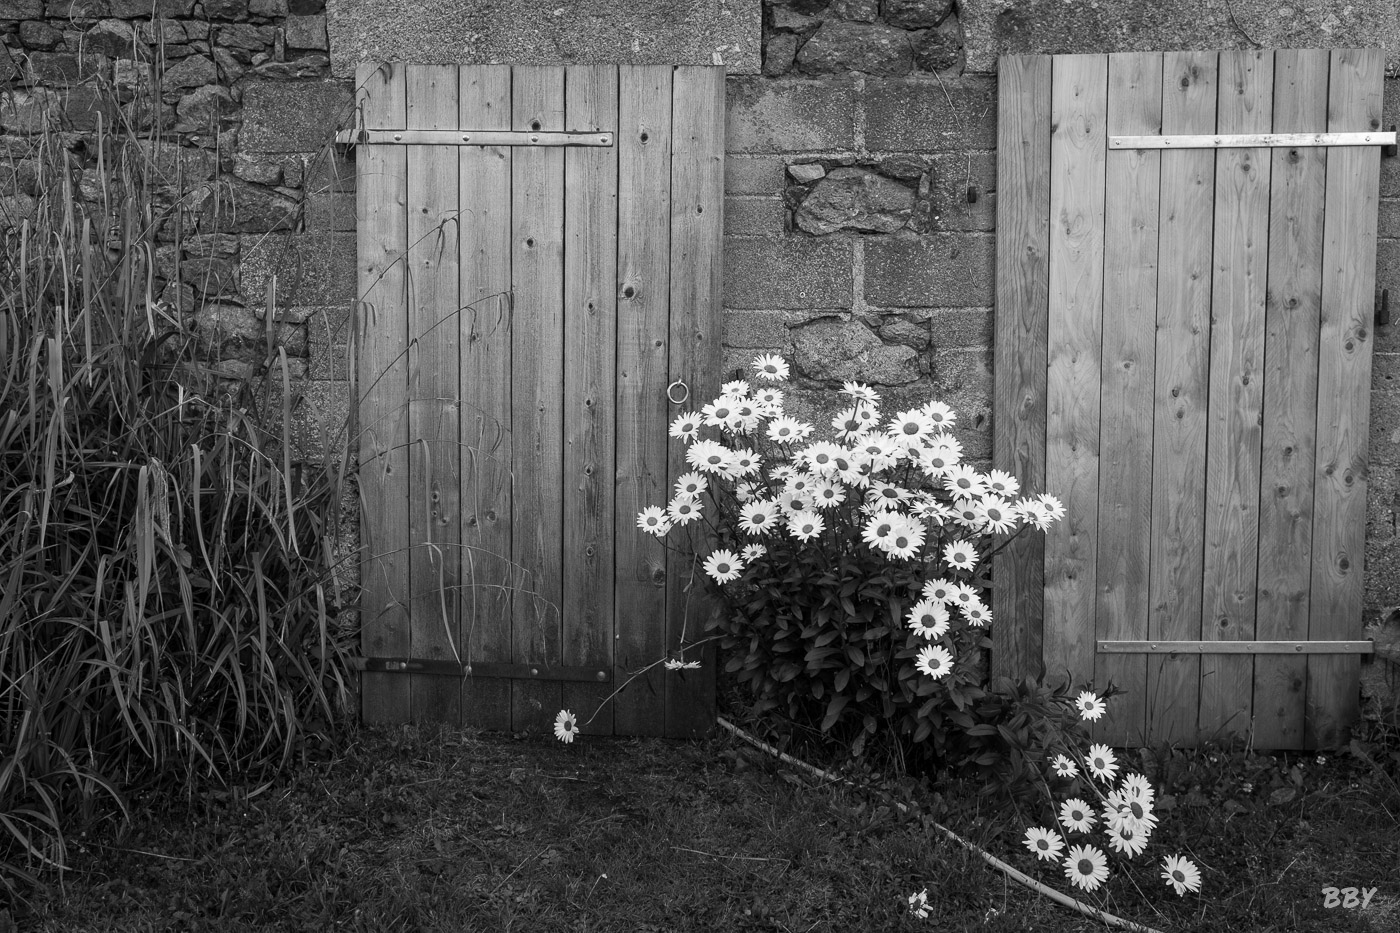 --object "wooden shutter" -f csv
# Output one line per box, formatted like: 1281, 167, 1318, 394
993, 49, 1384, 749
354, 63, 724, 738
